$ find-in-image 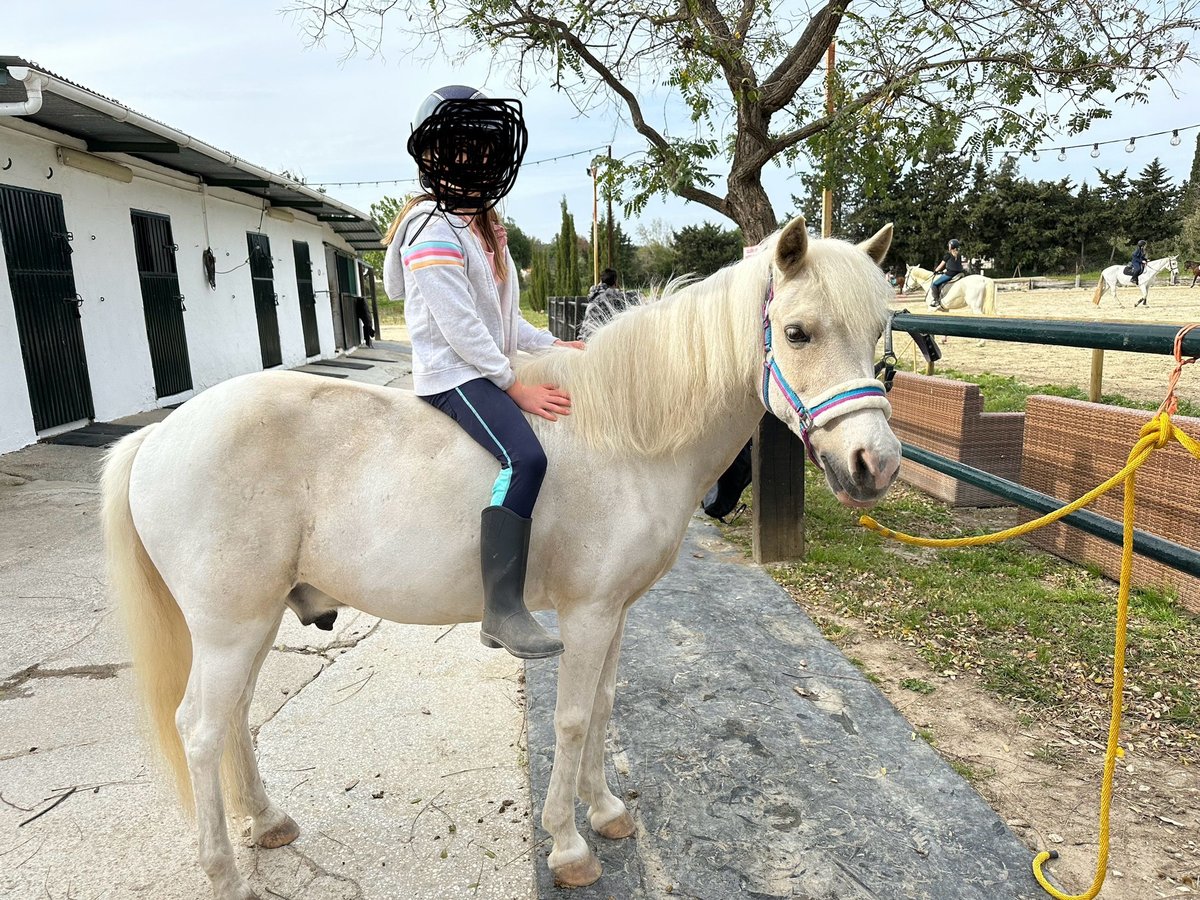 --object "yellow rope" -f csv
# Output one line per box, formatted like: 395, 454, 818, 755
860, 395, 1199, 898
